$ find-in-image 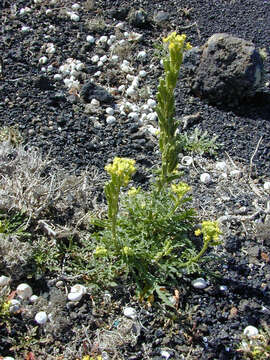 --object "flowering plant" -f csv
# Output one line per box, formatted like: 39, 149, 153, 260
156, 32, 192, 188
